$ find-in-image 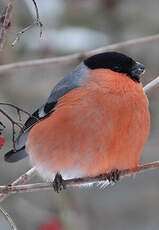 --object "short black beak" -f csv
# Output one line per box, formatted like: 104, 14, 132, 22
131, 62, 145, 81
